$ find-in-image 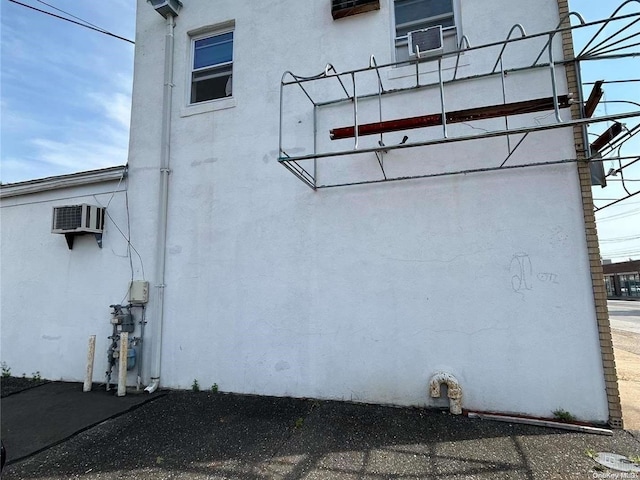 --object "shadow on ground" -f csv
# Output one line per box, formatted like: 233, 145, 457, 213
3, 388, 640, 480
